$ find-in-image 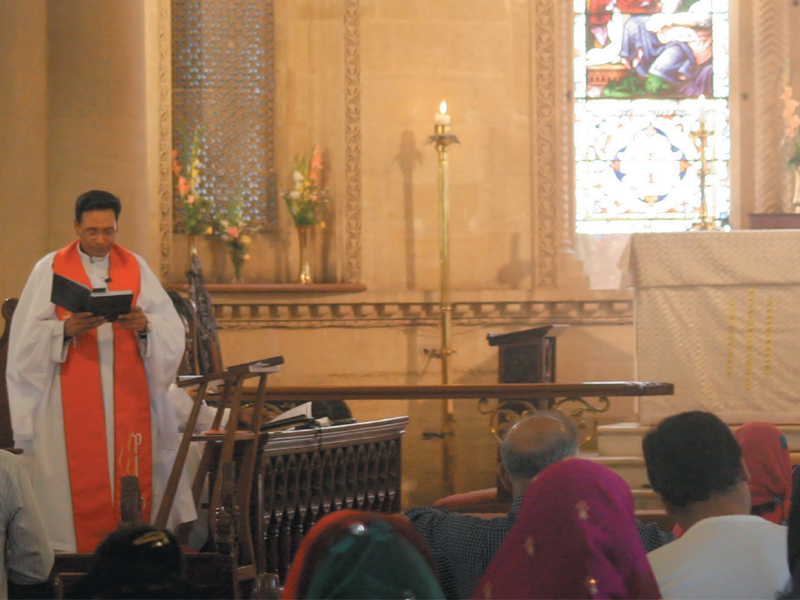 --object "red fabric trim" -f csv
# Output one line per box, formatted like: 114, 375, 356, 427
55, 240, 152, 552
